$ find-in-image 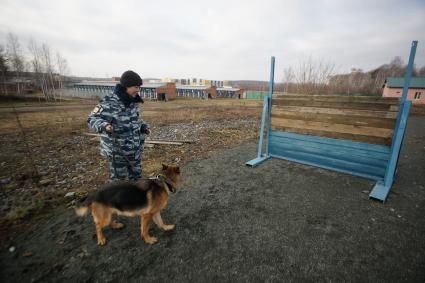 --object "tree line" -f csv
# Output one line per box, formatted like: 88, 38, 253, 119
283, 56, 425, 95
0, 32, 70, 100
